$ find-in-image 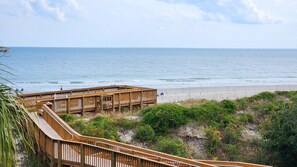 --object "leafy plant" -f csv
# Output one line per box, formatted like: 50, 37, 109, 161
238, 113, 253, 123
141, 104, 188, 135
153, 137, 187, 157
220, 99, 237, 114
248, 92, 276, 102
0, 48, 35, 166
114, 118, 138, 130
204, 127, 222, 155
188, 101, 236, 128
83, 116, 119, 140
261, 104, 297, 167
133, 125, 155, 142
60, 114, 77, 122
